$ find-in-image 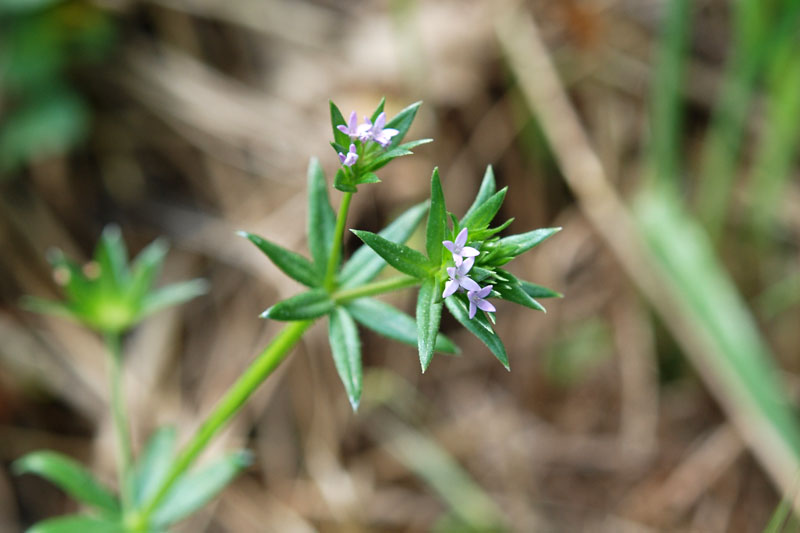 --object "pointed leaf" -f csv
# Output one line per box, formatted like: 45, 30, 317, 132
13, 451, 120, 515
46, 249, 92, 305
133, 426, 177, 507
20, 296, 77, 322
355, 172, 381, 185
445, 295, 509, 369
128, 238, 168, 305
347, 298, 458, 354
461, 166, 496, 224
238, 231, 319, 287
351, 230, 433, 279
496, 227, 561, 256
139, 279, 208, 318
370, 97, 386, 122
426, 168, 447, 265
328, 307, 363, 410
152, 450, 252, 527
460, 188, 507, 232
363, 138, 433, 173
519, 280, 563, 299
333, 166, 357, 193
329, 100, 351, 149
94, 224, 129, 290
384, 101, 422, 149
28, 515, 123, 533
307, 157, 337, 272
494, 269, 545, 312
262, 288, 334, 320
416, 277, 443, 371
340, 202, 428, 288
